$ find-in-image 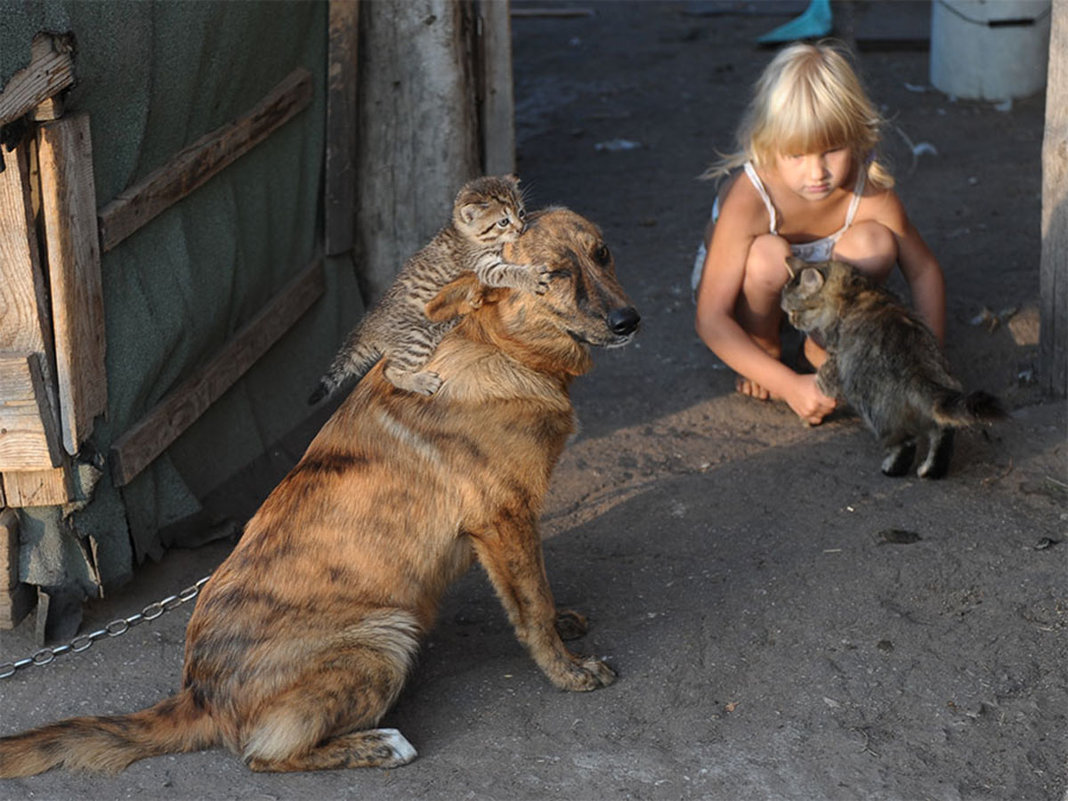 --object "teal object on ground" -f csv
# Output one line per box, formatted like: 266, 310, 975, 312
757, 0, 832, 44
